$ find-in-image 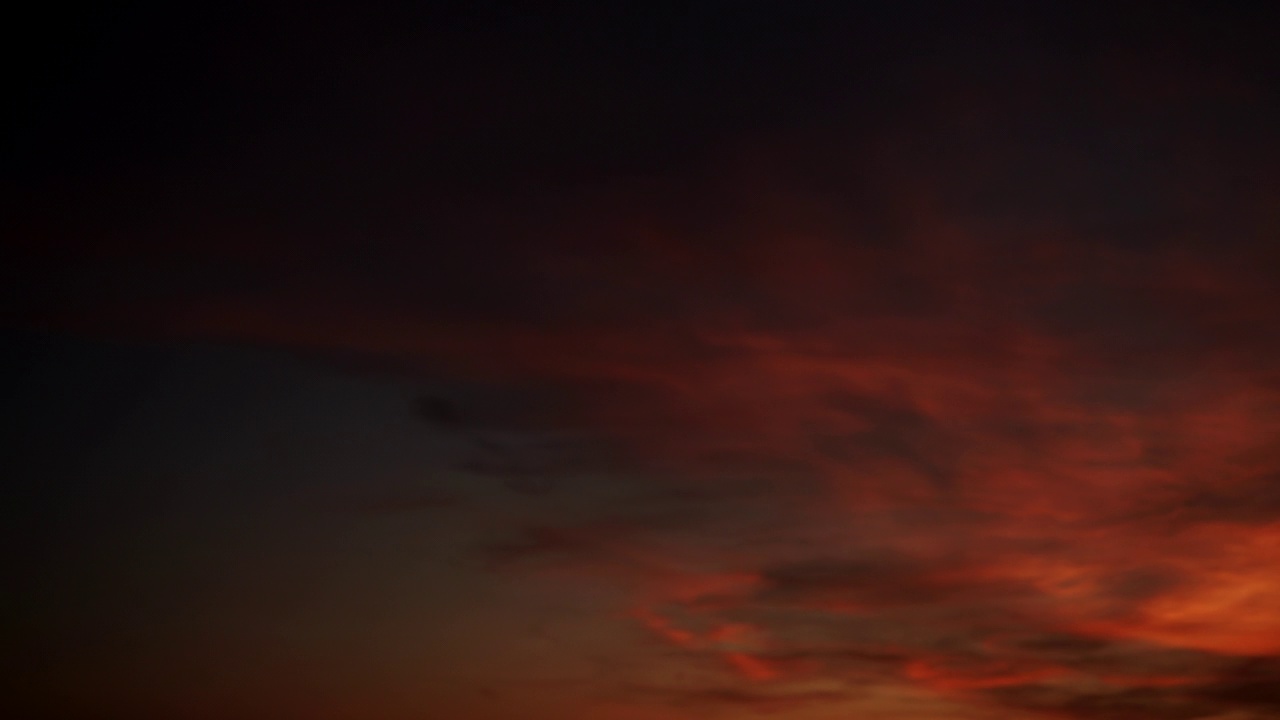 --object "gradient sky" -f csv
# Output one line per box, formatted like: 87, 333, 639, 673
5, 3, 1280, 719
